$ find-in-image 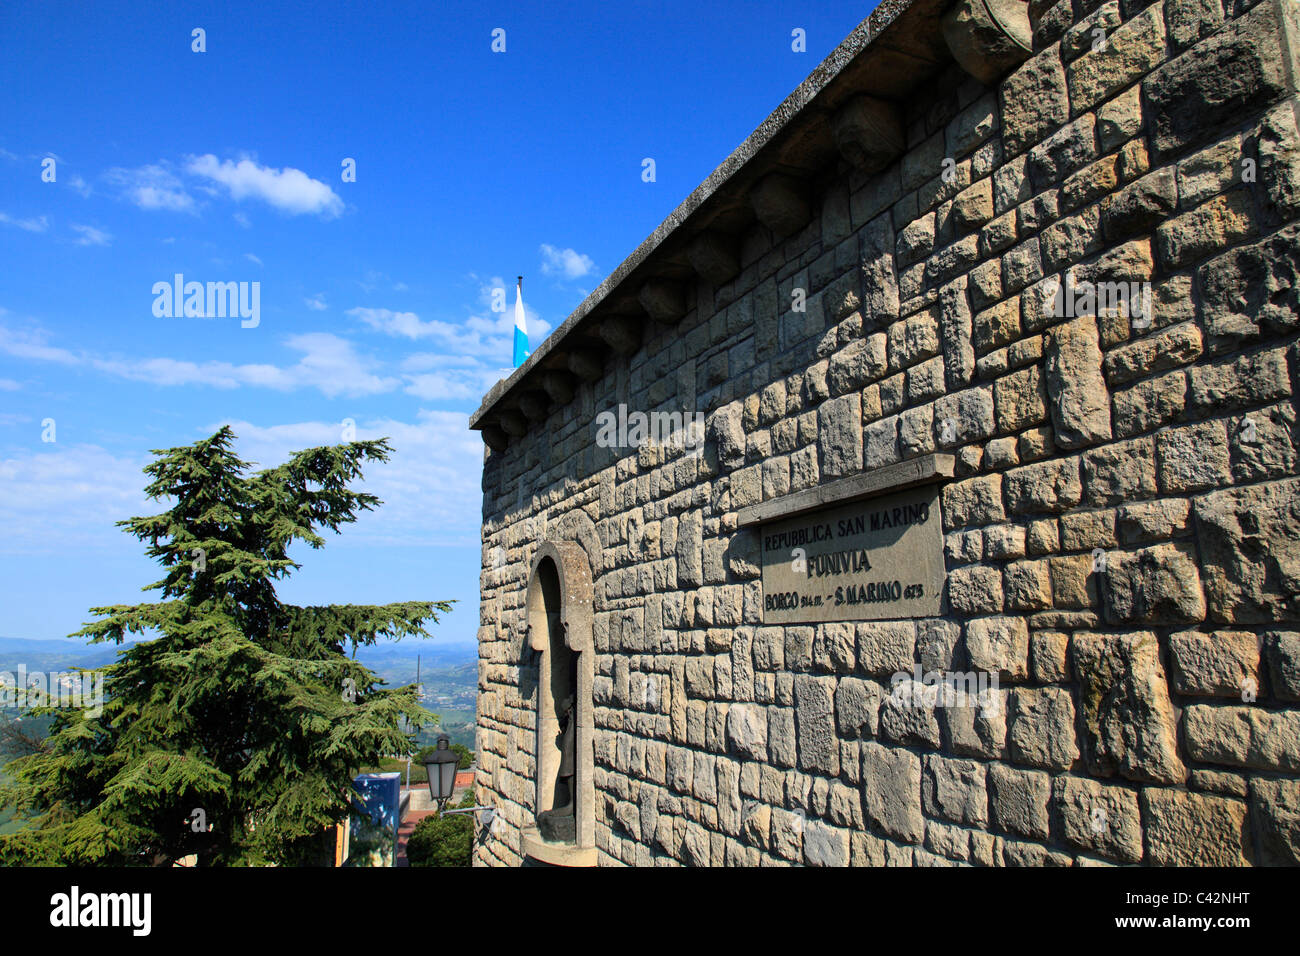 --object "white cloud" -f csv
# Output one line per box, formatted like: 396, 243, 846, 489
0, 413, 483, 557
304, 294, 327, 311
104, 163, 196, 212
234, 211, 252, 228
245, 253, 263, 266
540, 244, 596, 280
186, 154, 344, 218
402, 371, 503, 401
0, 378, 20, 391
212, 411, 483, 548
0, 443, 153, 554
0, 212, 50, 232
70, 224, 112, 246
399, 351, 511, 401
348, 307, 438, 340
0, 325, 80, 364
67, 174, 92, 197
347, 305, 551, 362
0, 324, 399, 398
97, 333, 399, 398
